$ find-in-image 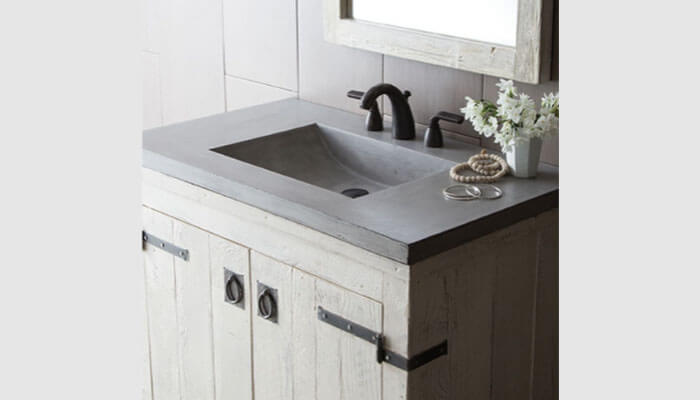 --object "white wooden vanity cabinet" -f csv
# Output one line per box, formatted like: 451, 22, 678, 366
142, 168, 558, 400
